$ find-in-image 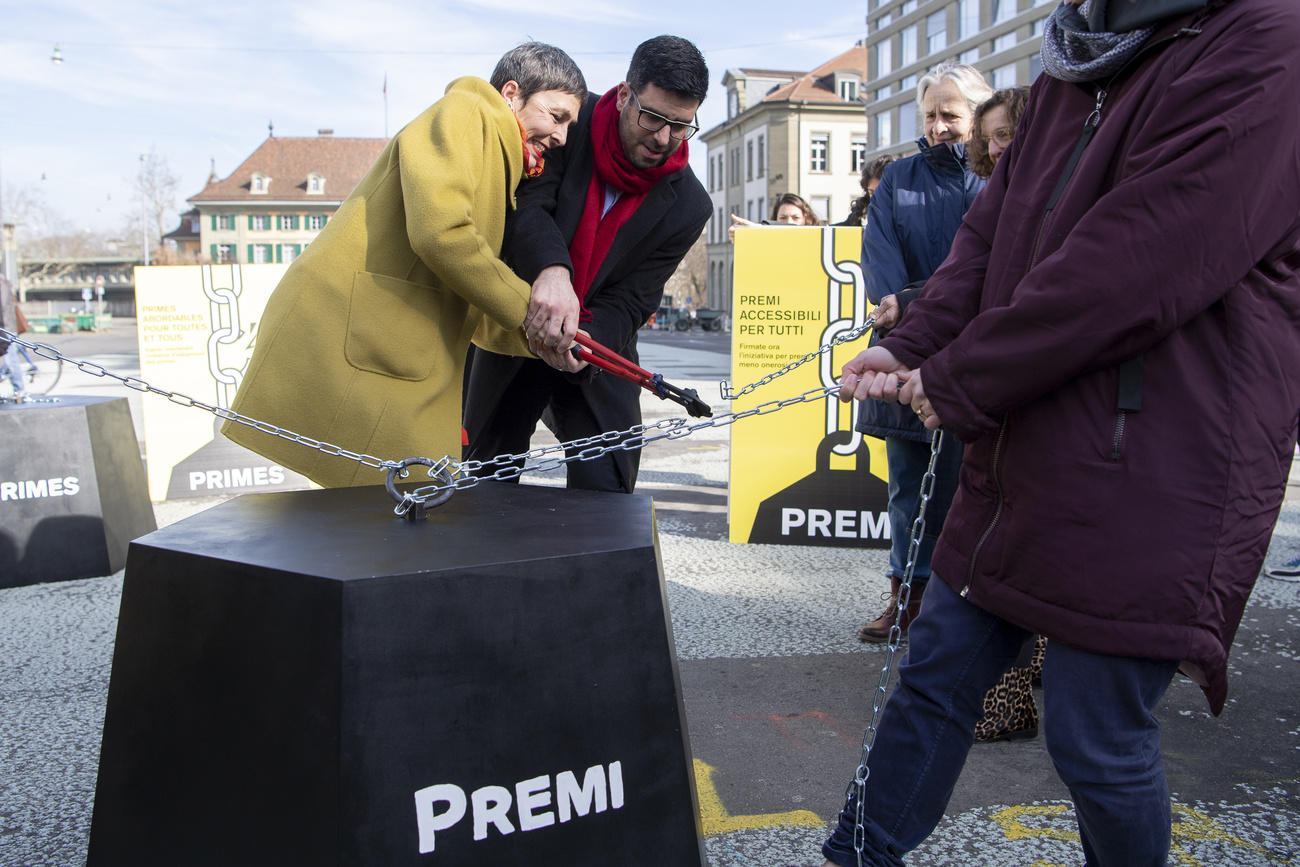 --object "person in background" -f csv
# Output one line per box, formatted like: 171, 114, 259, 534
464, 35, 712, 495
1, 275, 28, 401
728, 192, 821, 240
965, 84, 1043, 745
223, 43, 585, 487
853, 61, 991, 644
838, 154, 896, 227
967, 86, 1030, 180
823, 0, 1300, 863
